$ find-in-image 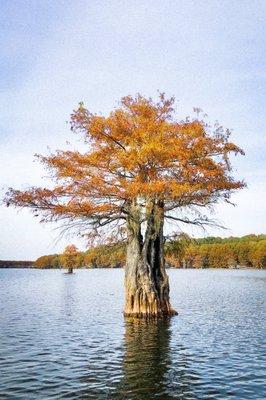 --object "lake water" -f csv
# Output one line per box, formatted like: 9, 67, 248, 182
0, 269, 265, 399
